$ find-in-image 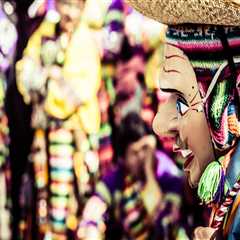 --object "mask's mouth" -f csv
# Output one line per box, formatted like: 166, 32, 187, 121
183, 154, 194, 170
173, 143, 194, 169
173, 144, 192, 157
